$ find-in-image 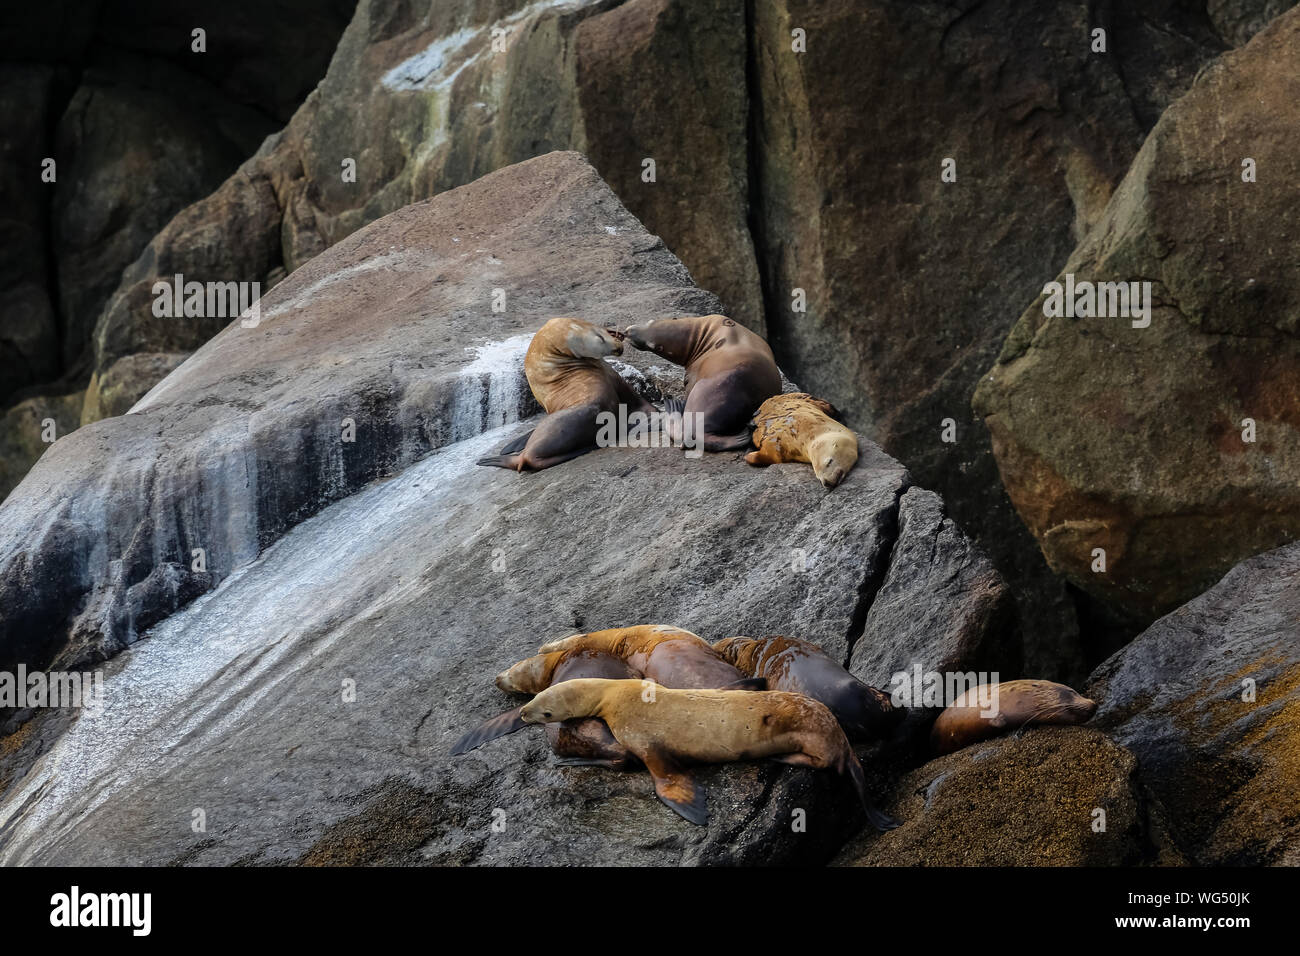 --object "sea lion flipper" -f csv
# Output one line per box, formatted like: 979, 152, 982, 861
702, 429, 754, 452
642, 748, 708, 826
721, 677, 767, 691
661, 398, 686, 416
844, 751, 899, 831
450, 707, 528, 755
497, 429, 535, 455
